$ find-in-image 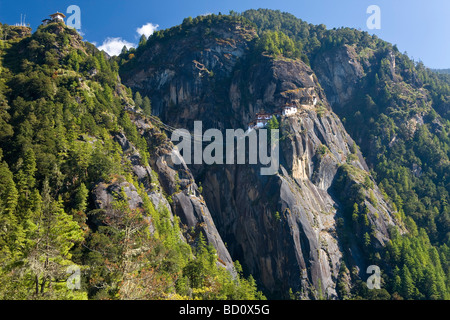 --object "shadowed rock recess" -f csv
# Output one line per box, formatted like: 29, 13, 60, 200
120, 19, 402, 299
